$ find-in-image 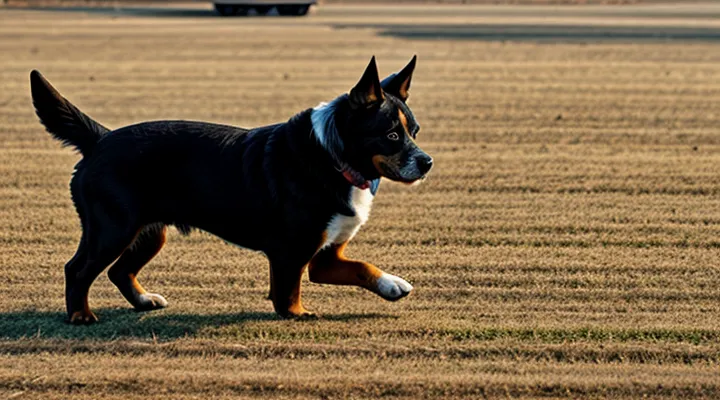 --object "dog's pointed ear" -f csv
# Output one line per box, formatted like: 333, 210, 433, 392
349, 56, 384, 110
380, 55, 416, 102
